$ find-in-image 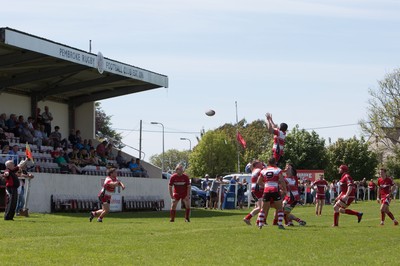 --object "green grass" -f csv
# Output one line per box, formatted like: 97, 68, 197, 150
0, 201, 399, 265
